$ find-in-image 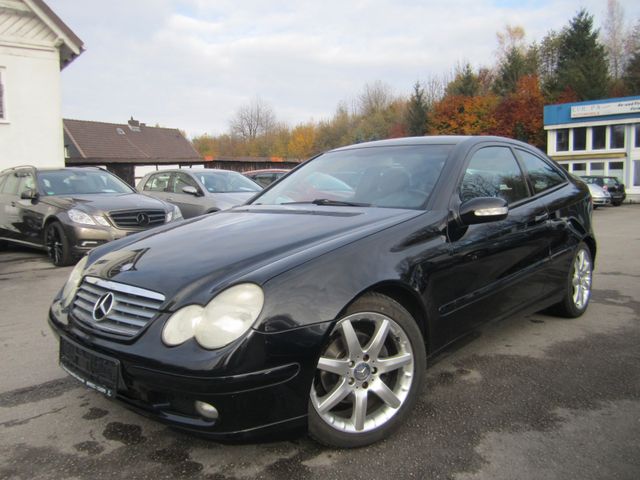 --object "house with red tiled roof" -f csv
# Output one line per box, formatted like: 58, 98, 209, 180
63, 117, 203, 185
0, 0, 83, 170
